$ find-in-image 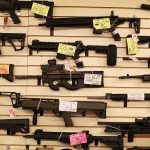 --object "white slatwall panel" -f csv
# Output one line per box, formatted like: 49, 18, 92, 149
0, 0, 150, 150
